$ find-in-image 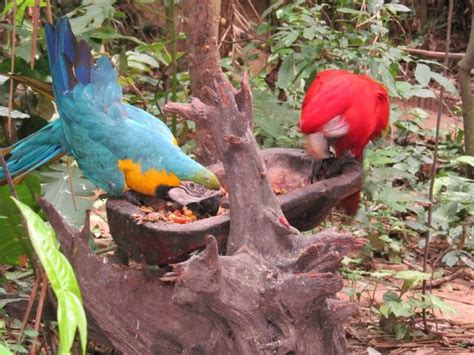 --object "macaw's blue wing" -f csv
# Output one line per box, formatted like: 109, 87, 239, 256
123, 104, 176, 145
0, 119, 69, 184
